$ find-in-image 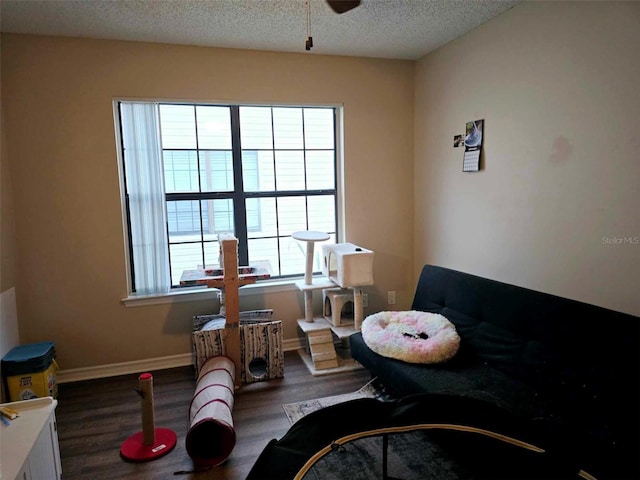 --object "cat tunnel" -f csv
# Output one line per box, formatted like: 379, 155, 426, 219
186, 356, 236, 466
